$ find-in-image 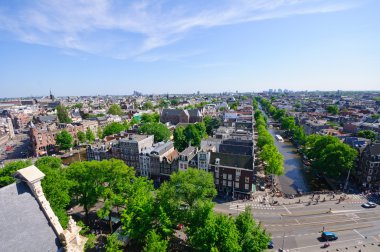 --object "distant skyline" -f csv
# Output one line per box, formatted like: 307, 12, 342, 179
1, 0, 379, 97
